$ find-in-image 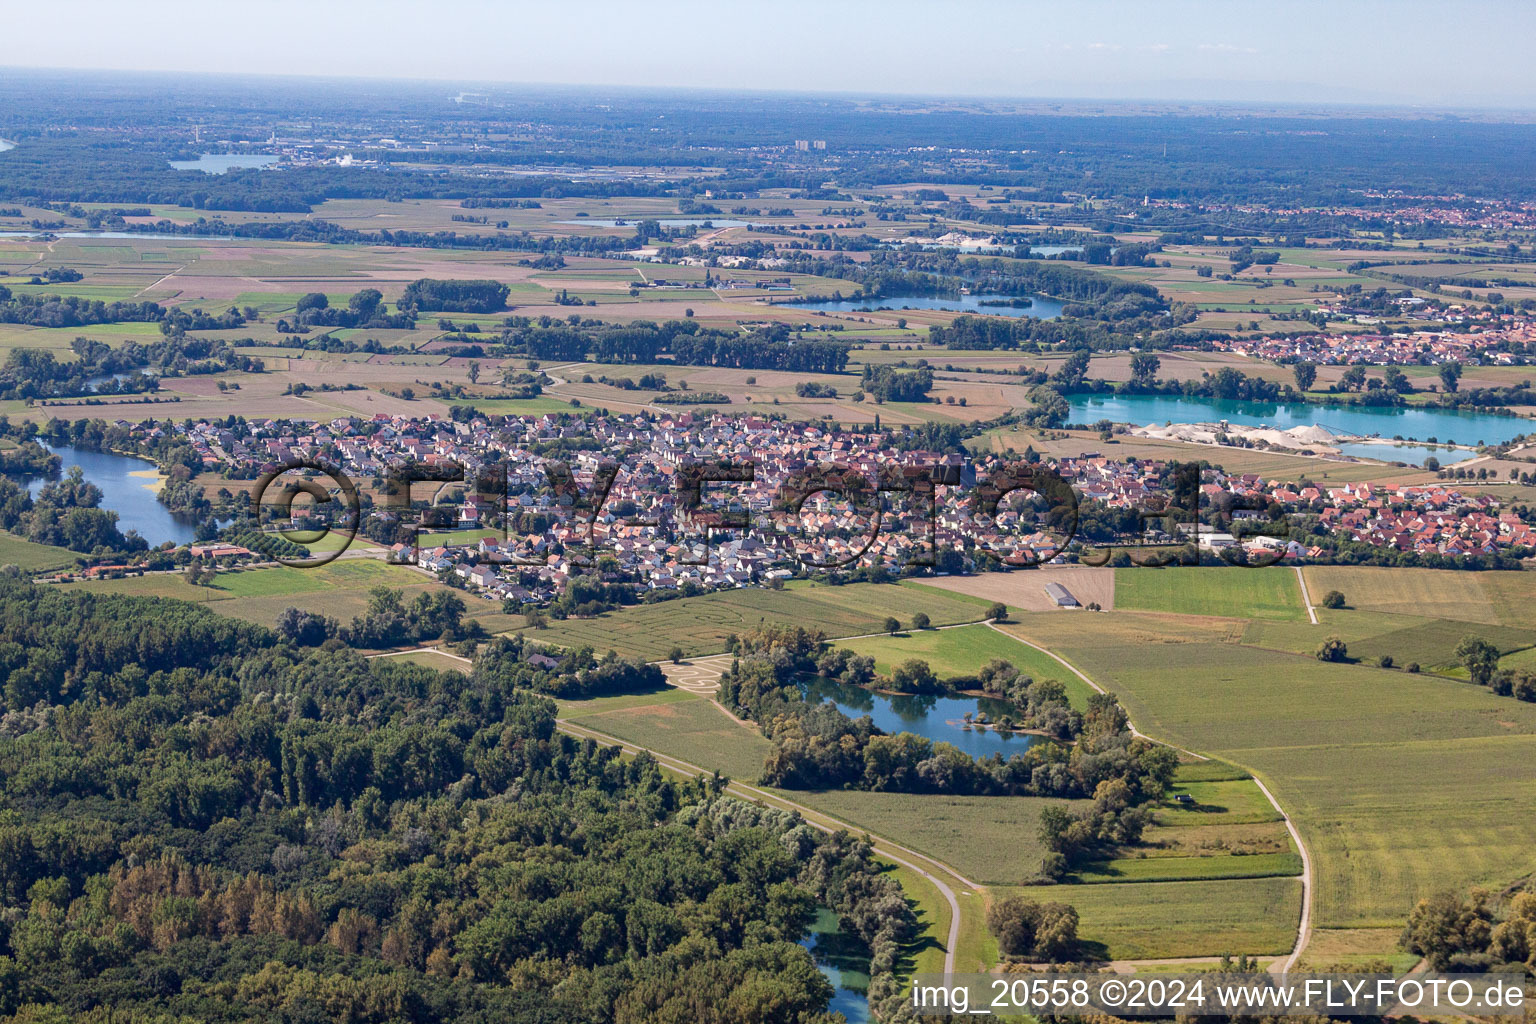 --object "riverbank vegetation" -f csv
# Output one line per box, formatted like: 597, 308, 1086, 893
0, 577, 918, 1022
717, 624, 1177, 810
